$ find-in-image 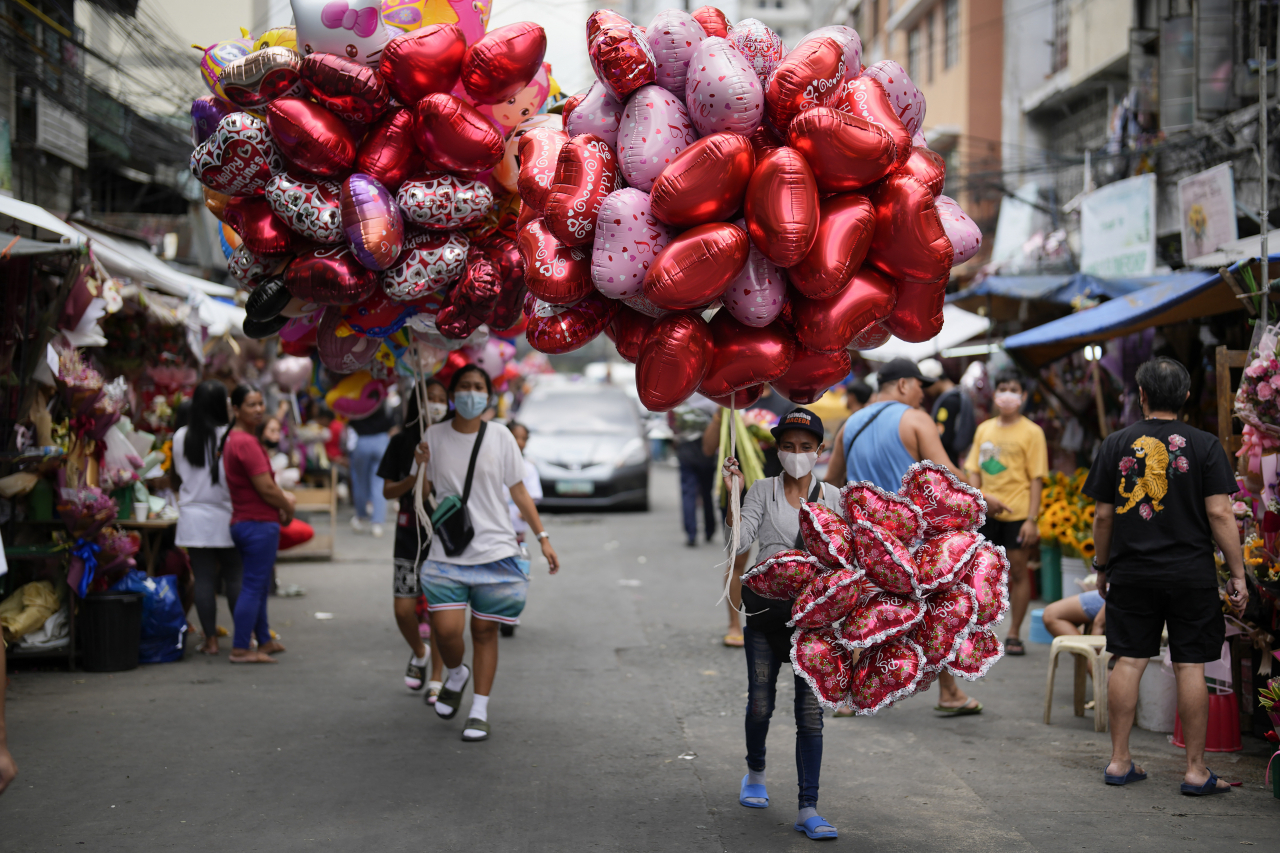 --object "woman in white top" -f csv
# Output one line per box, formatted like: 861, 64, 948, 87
171, 381, 240, 656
